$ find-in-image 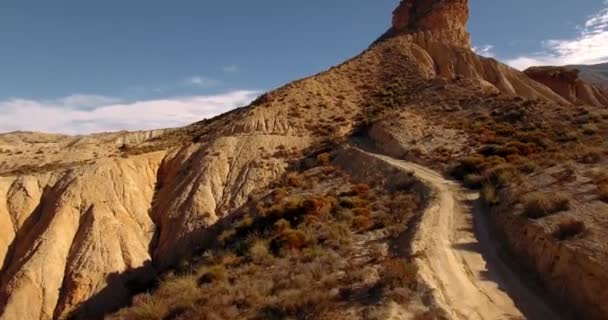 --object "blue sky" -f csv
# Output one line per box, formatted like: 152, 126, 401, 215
1, 0, 607, 134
